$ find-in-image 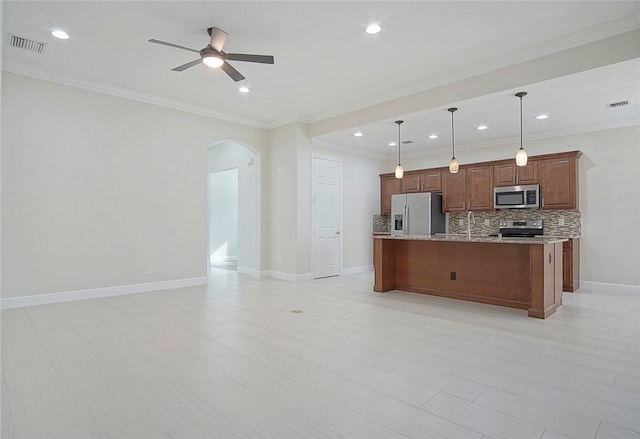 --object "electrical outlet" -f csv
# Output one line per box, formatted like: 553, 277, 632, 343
147, 265, 153, 274
484, 219, 490, 226
559, 216, 565, 226
459, 219, 464, 226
